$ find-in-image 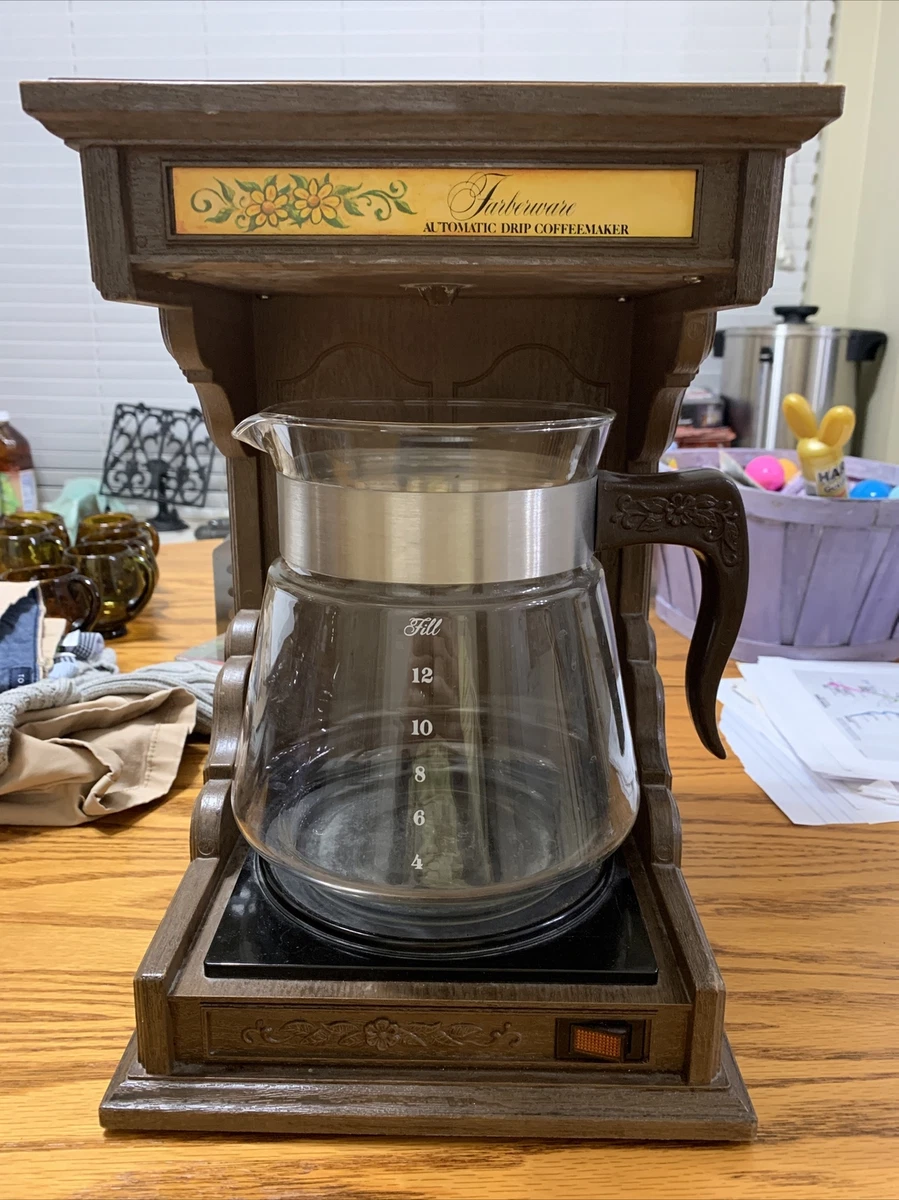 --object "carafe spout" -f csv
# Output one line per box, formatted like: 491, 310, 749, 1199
233, 413, 274, 453
232, 414, 299, 476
